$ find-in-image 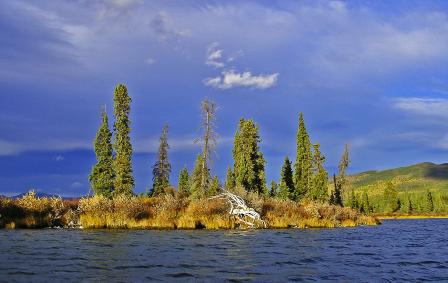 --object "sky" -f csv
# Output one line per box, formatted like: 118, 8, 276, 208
2, 0, 448, 196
